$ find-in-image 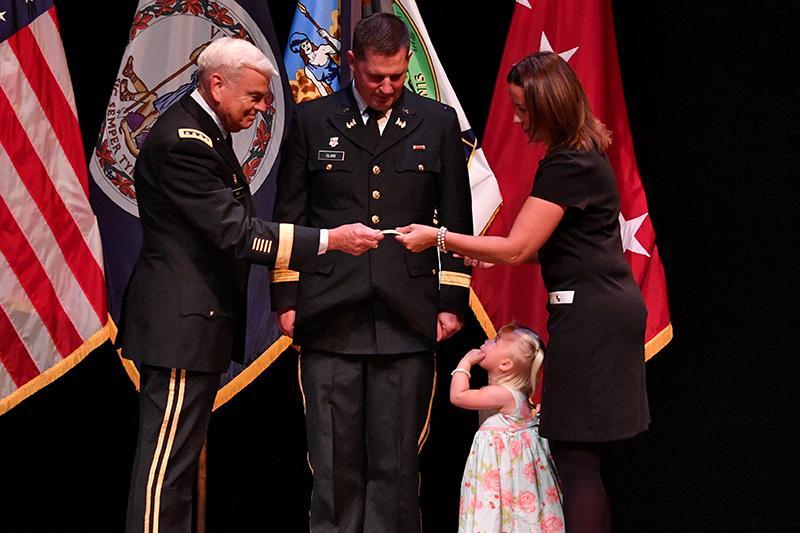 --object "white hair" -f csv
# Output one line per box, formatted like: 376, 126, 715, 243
197, 37, 278, 81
